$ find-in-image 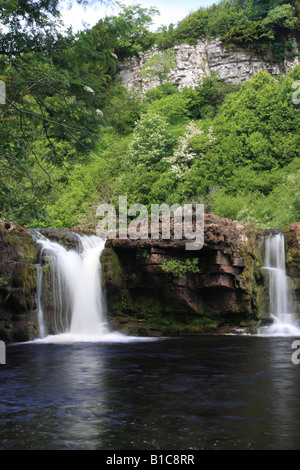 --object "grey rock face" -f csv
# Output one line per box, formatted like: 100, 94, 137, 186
118, 37, 299, 93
